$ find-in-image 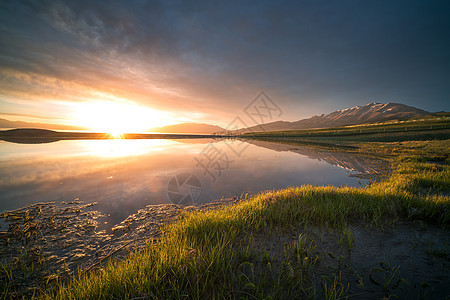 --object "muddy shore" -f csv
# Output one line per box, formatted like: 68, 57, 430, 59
1, 196, 448, 298
0, 198, 239, 296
